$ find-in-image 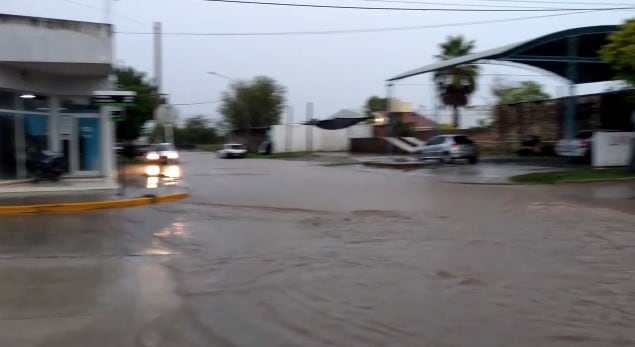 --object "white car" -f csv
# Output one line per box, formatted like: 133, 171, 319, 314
218, 144, 247, 159
555, 130, 619, 160
145, 143, 179, 164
